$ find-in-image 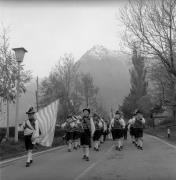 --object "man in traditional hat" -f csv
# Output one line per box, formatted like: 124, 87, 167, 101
72, 116, 81, 150
80, 108, 95, 161
61, 115, 75, 152
128, 111, 136, 144
21, 107, 39, 167
92, 113, 103, 151
99, 117, 106, 144
133, 110, 145, 150
109, 110, 125, 151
